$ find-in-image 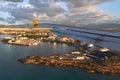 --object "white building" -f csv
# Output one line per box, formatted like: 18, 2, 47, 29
71, 51, 81, 54
99, 48, 109, 52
